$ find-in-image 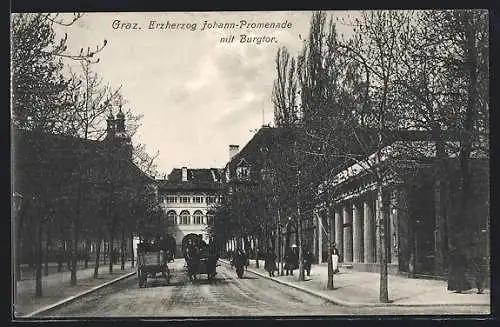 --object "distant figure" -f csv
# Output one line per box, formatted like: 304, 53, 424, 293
264, 248, 278, 277
472, 255, 488, 294
303, 249, 314, 277
447, 247, 470, 293
284, 247, 298, 276
332, 243, 340, 274
244, 248, 250, 270
185, 240, 200, 281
